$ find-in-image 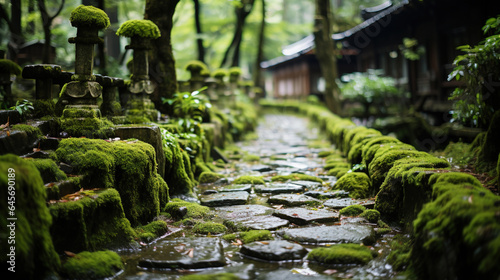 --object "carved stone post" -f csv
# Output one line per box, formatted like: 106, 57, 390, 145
0, 59, 22, 107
